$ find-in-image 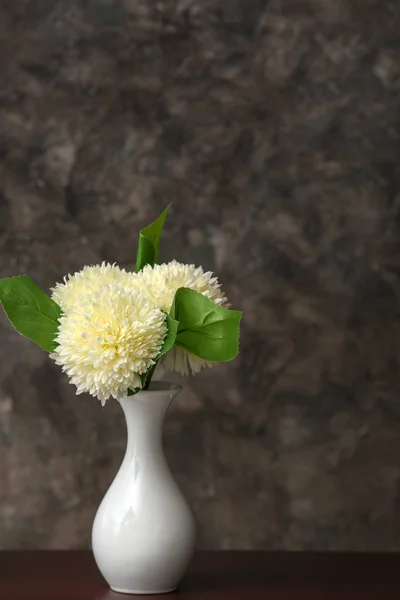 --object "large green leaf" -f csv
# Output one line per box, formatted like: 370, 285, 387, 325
0, 275, 61, 352
136, 204, 170, 272
170, 287, 241, 362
